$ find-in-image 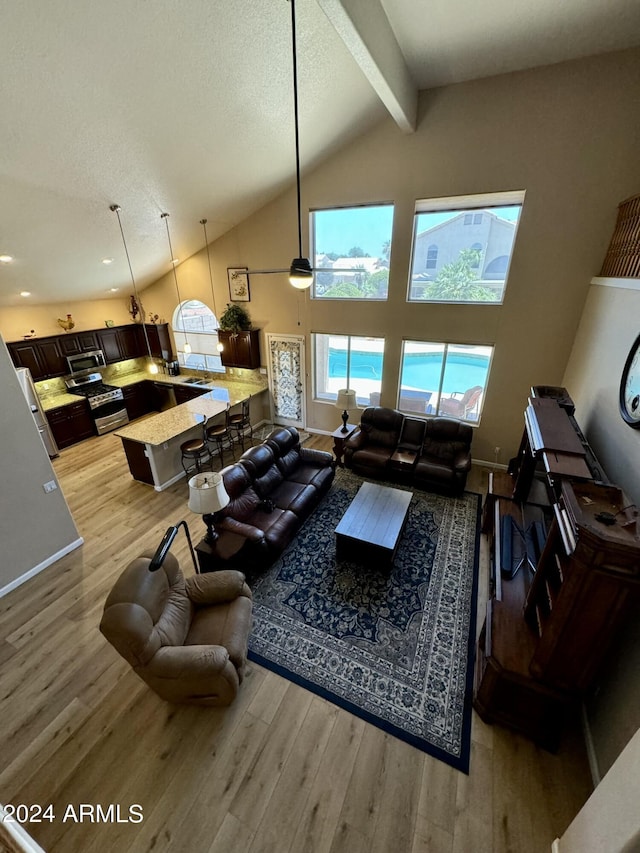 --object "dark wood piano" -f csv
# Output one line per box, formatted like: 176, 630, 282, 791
474, 387, 640, 749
